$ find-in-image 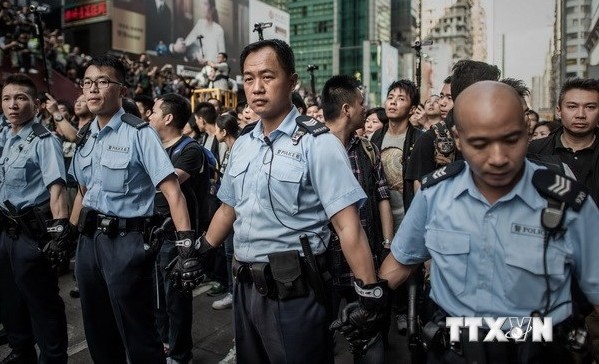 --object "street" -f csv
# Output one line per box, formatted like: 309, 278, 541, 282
0, 273, 411, 363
